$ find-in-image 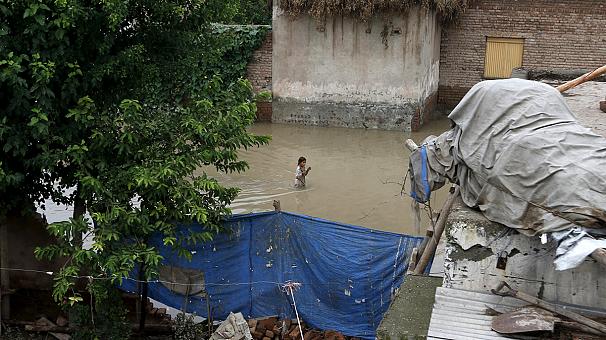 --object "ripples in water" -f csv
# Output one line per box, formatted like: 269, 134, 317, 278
203, 120, 451, 234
